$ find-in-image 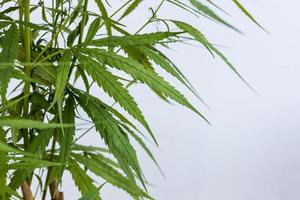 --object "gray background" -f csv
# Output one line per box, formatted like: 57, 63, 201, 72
62, 0, 300, 199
